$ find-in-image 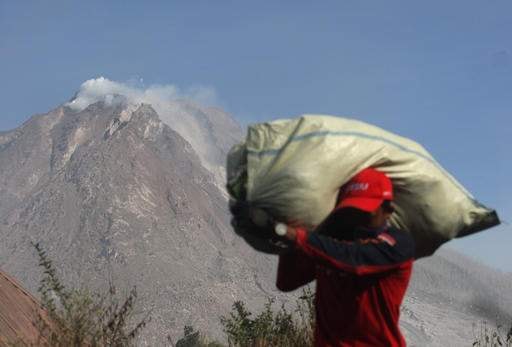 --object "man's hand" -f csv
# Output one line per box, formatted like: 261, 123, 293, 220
284, 225, 298, 242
